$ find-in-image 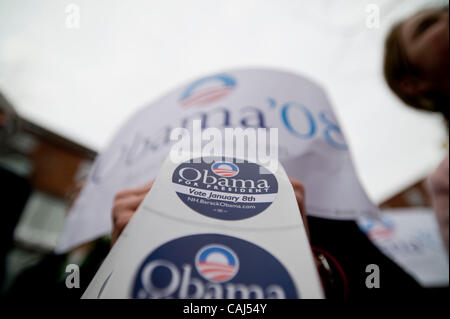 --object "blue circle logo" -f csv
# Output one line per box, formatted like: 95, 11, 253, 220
195, 244, 239, 283
131, 234, 298, 299
172, 157, 278, 221
180, 74, 236, 107
211, 162, 239, 177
